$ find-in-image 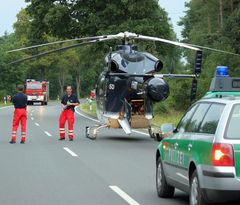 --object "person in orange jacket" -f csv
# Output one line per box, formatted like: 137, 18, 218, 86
10, 85, 28, 144
59, 85, 80, 141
